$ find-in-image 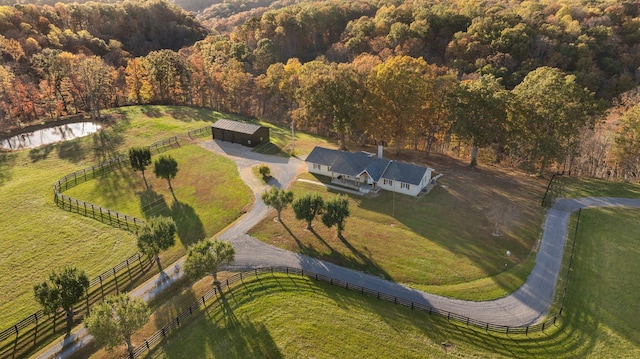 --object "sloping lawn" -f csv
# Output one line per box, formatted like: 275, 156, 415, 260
64, 144, 252, 265
251, 164, 546, 300
86, 208, 640, 358
0, 106, 251, 325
